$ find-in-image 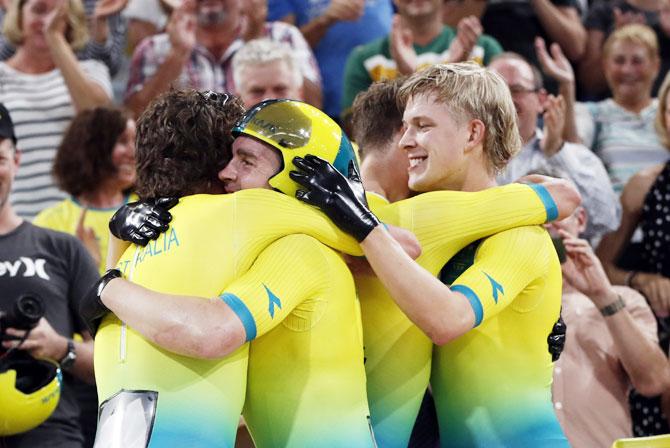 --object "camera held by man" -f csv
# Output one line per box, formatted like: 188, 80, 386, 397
0, 294, 62, 437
